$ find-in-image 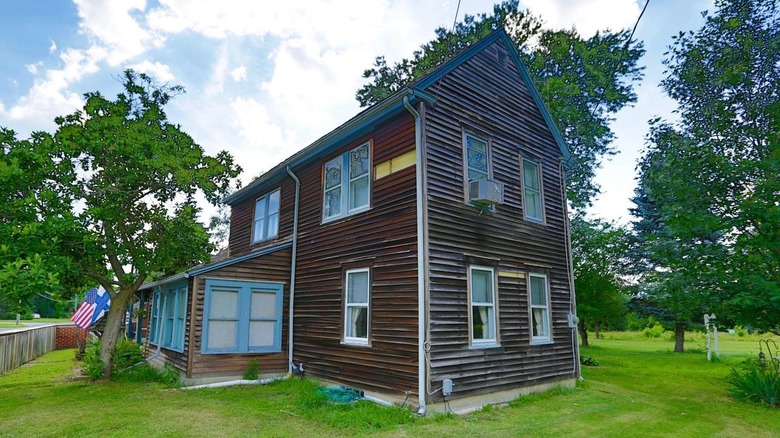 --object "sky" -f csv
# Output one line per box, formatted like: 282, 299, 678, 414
0, 0, 714, 225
